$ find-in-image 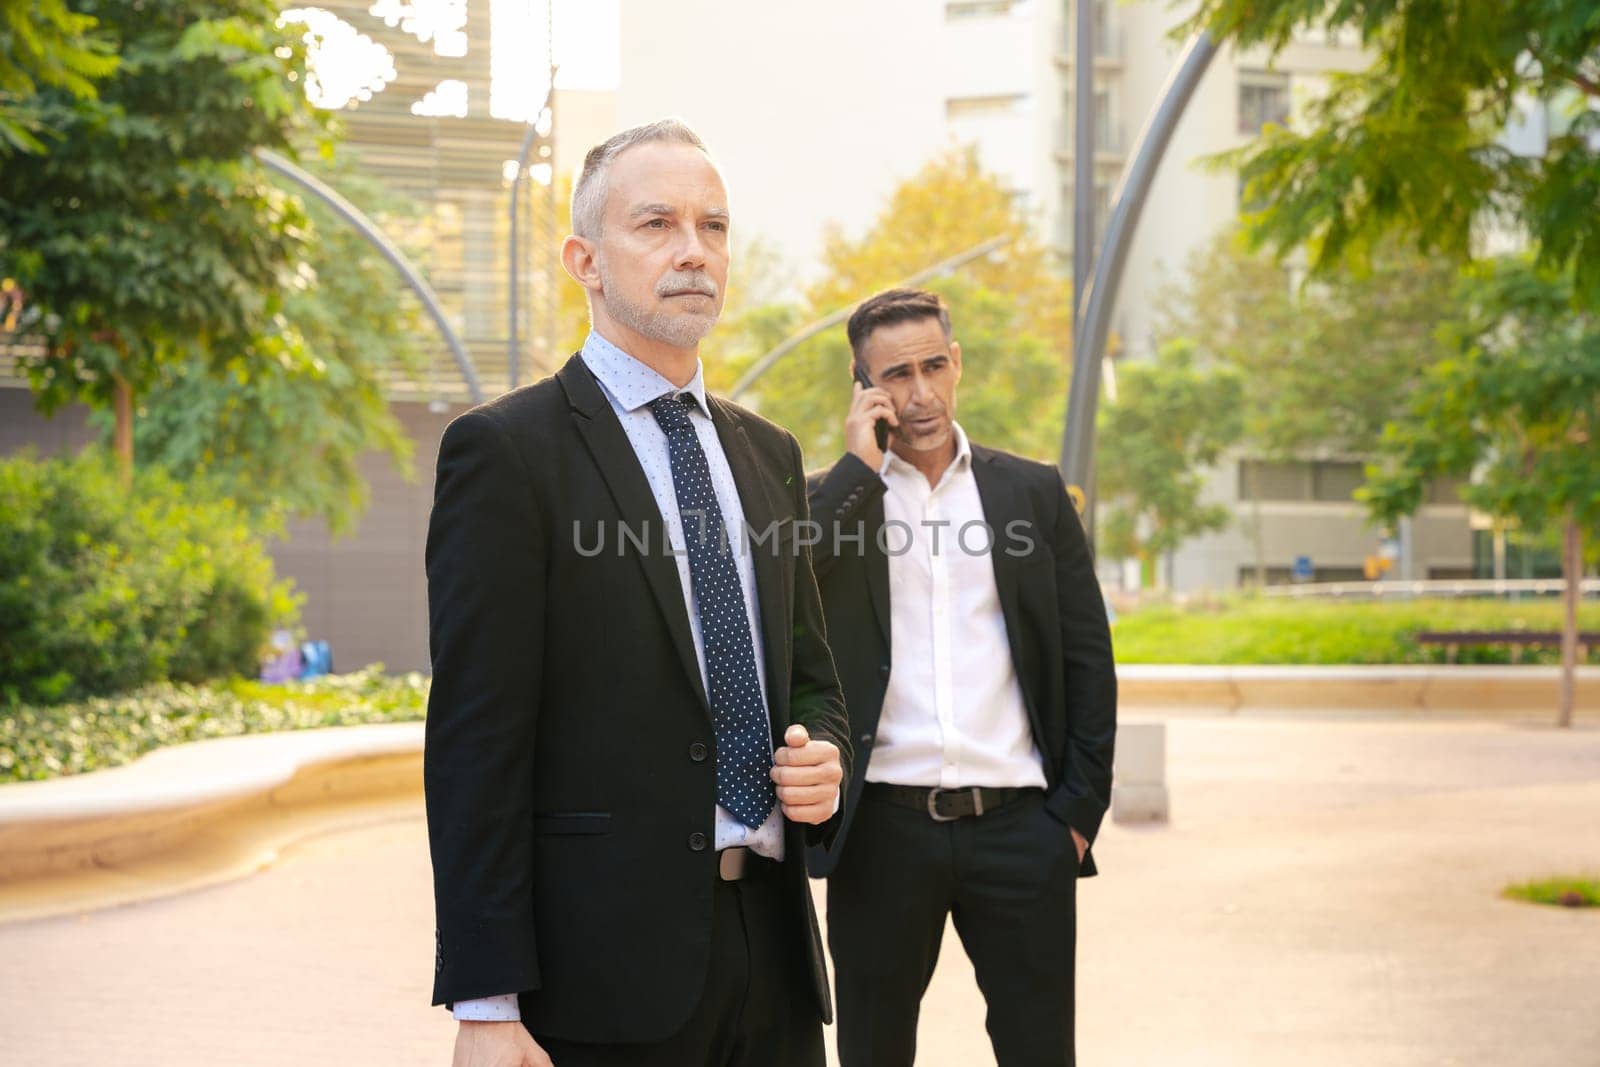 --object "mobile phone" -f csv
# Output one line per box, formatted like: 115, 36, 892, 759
852, 364, 891, 452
